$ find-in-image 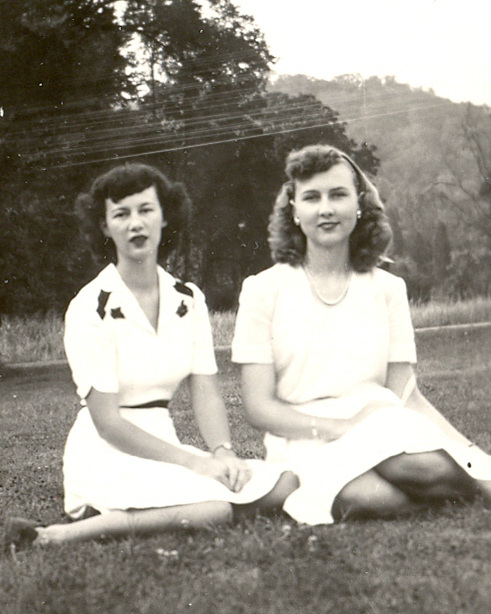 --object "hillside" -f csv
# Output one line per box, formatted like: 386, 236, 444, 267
269, 74, 464, 196
269, 74, 491, 299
